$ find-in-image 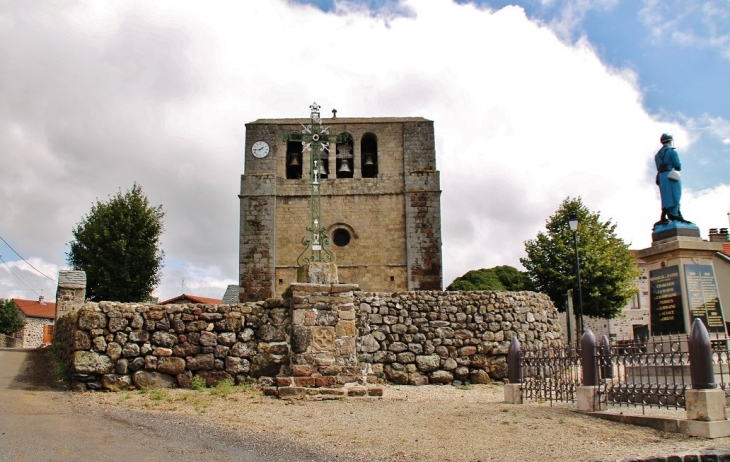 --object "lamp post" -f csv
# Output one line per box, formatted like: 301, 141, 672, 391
568, 212, 585, 335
